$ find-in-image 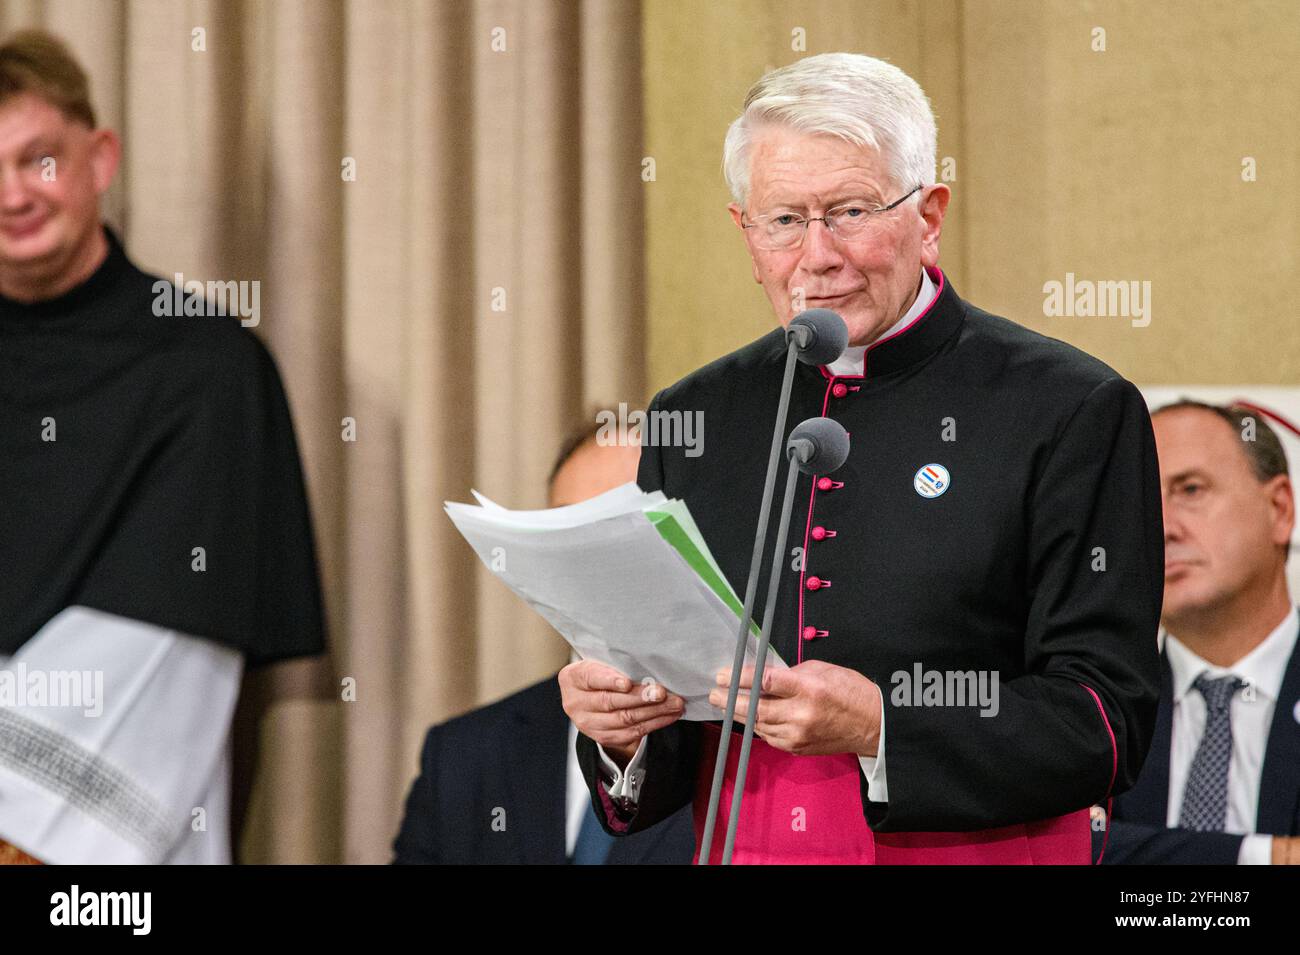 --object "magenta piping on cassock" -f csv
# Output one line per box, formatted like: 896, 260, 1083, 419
1078, 681, 1119, 864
